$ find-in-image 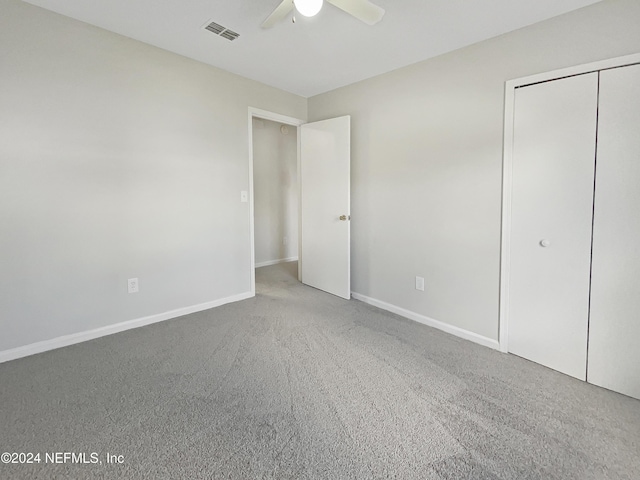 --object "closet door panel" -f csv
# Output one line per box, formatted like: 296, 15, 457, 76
588, 64, 640, 400
508, 73, 598, 380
